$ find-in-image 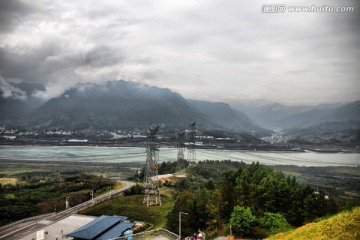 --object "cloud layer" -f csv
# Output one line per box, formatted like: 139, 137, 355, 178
0, 0, 359, 105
